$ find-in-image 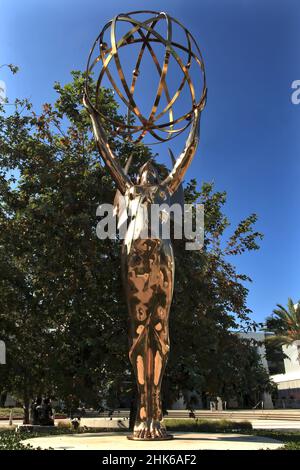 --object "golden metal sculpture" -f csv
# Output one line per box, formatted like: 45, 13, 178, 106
84, 11, 206, 440
86, 10, 206, 144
